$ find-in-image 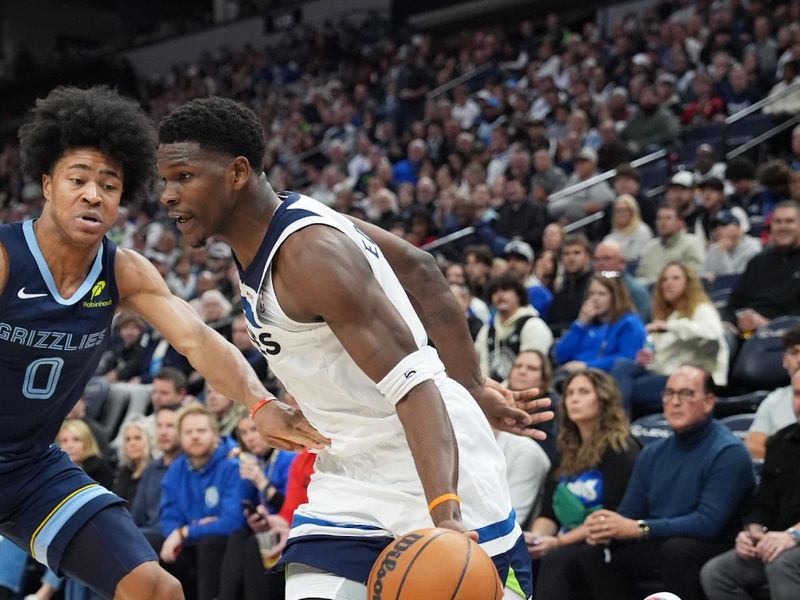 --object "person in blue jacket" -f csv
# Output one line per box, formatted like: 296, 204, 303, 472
159, 403, 246, 600
218, 414, 298, 600
554, 273, 646, 373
